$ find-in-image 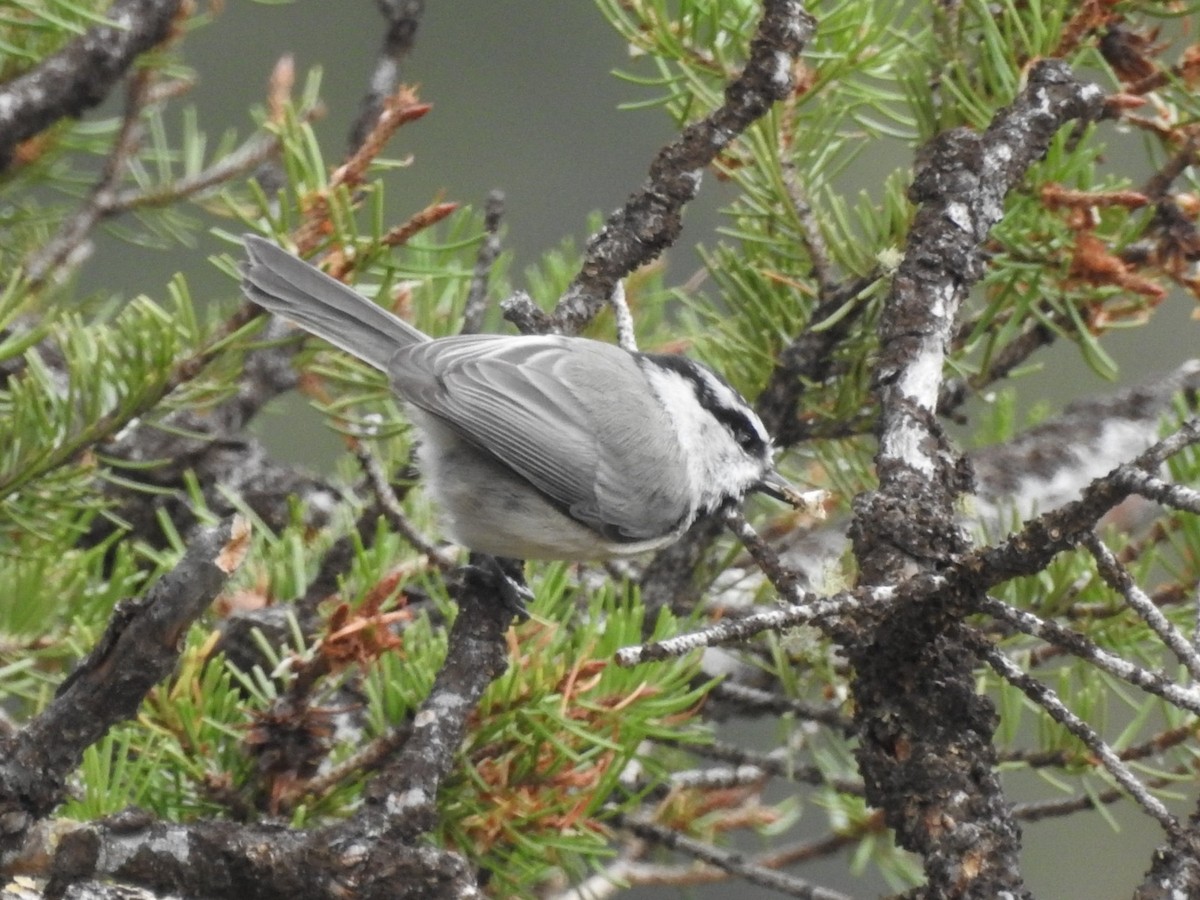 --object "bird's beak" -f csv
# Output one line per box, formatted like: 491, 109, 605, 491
755, 468, 796, 505
754, 470, 828, 517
